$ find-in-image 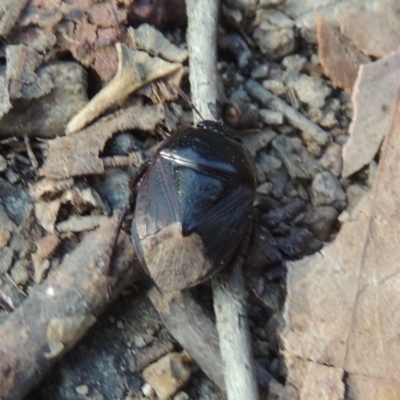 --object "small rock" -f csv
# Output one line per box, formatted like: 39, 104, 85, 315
259, 0, 284, 6
0, 247, 13, 275
288, 74, 331, 109
253, 27, 296, 60
262, 79, 286, 95
266, 312, 284, 354
0, 154, 7, 172
256, 182, 273, 196
258, 282, 282, 314
242, 129, 276, 156
301, 206, 339, 241
320, 142, 342, 176
259, 109, 283, 125
251, 63, 270, 79
142, 382, 155, 398
173, 392, 190, 400
229, 88, 250, 104
10, 260, 29, 285
311, 171, 347, 210
0, 230, 11, 250
219, 33, 251, 68
75, 385, 89, 395
282, 54, 306, 71
318, 109, 338, 128
142, 352, 192, 400
272, 135, 321, 180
